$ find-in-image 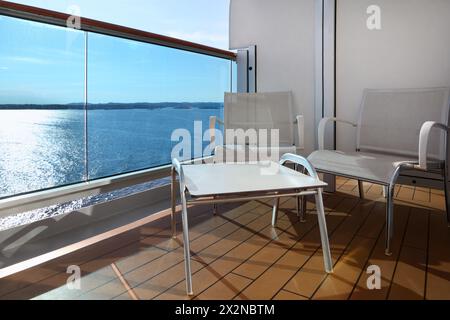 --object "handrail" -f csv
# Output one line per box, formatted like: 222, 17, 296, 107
0, 1, 236, 60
